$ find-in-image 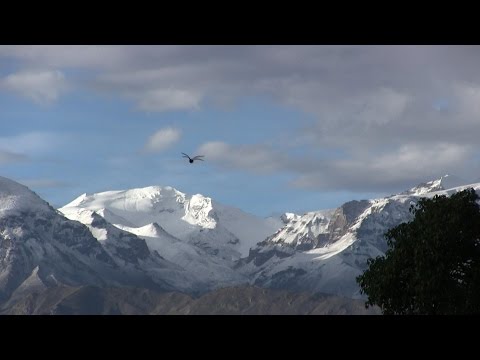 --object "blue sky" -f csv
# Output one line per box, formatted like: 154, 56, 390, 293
1, 46, 480, 216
